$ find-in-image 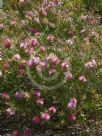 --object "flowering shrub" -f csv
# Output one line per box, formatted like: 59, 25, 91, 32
0, 0, 102, 135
